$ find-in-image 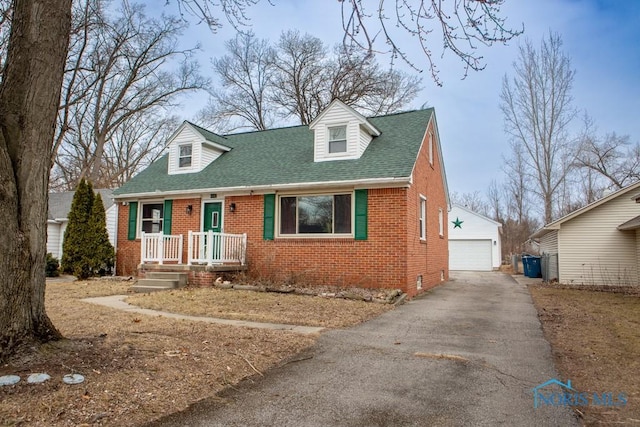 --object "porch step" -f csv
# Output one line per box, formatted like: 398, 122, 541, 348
131, 272, 188, 293
145, 272, 188, 287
